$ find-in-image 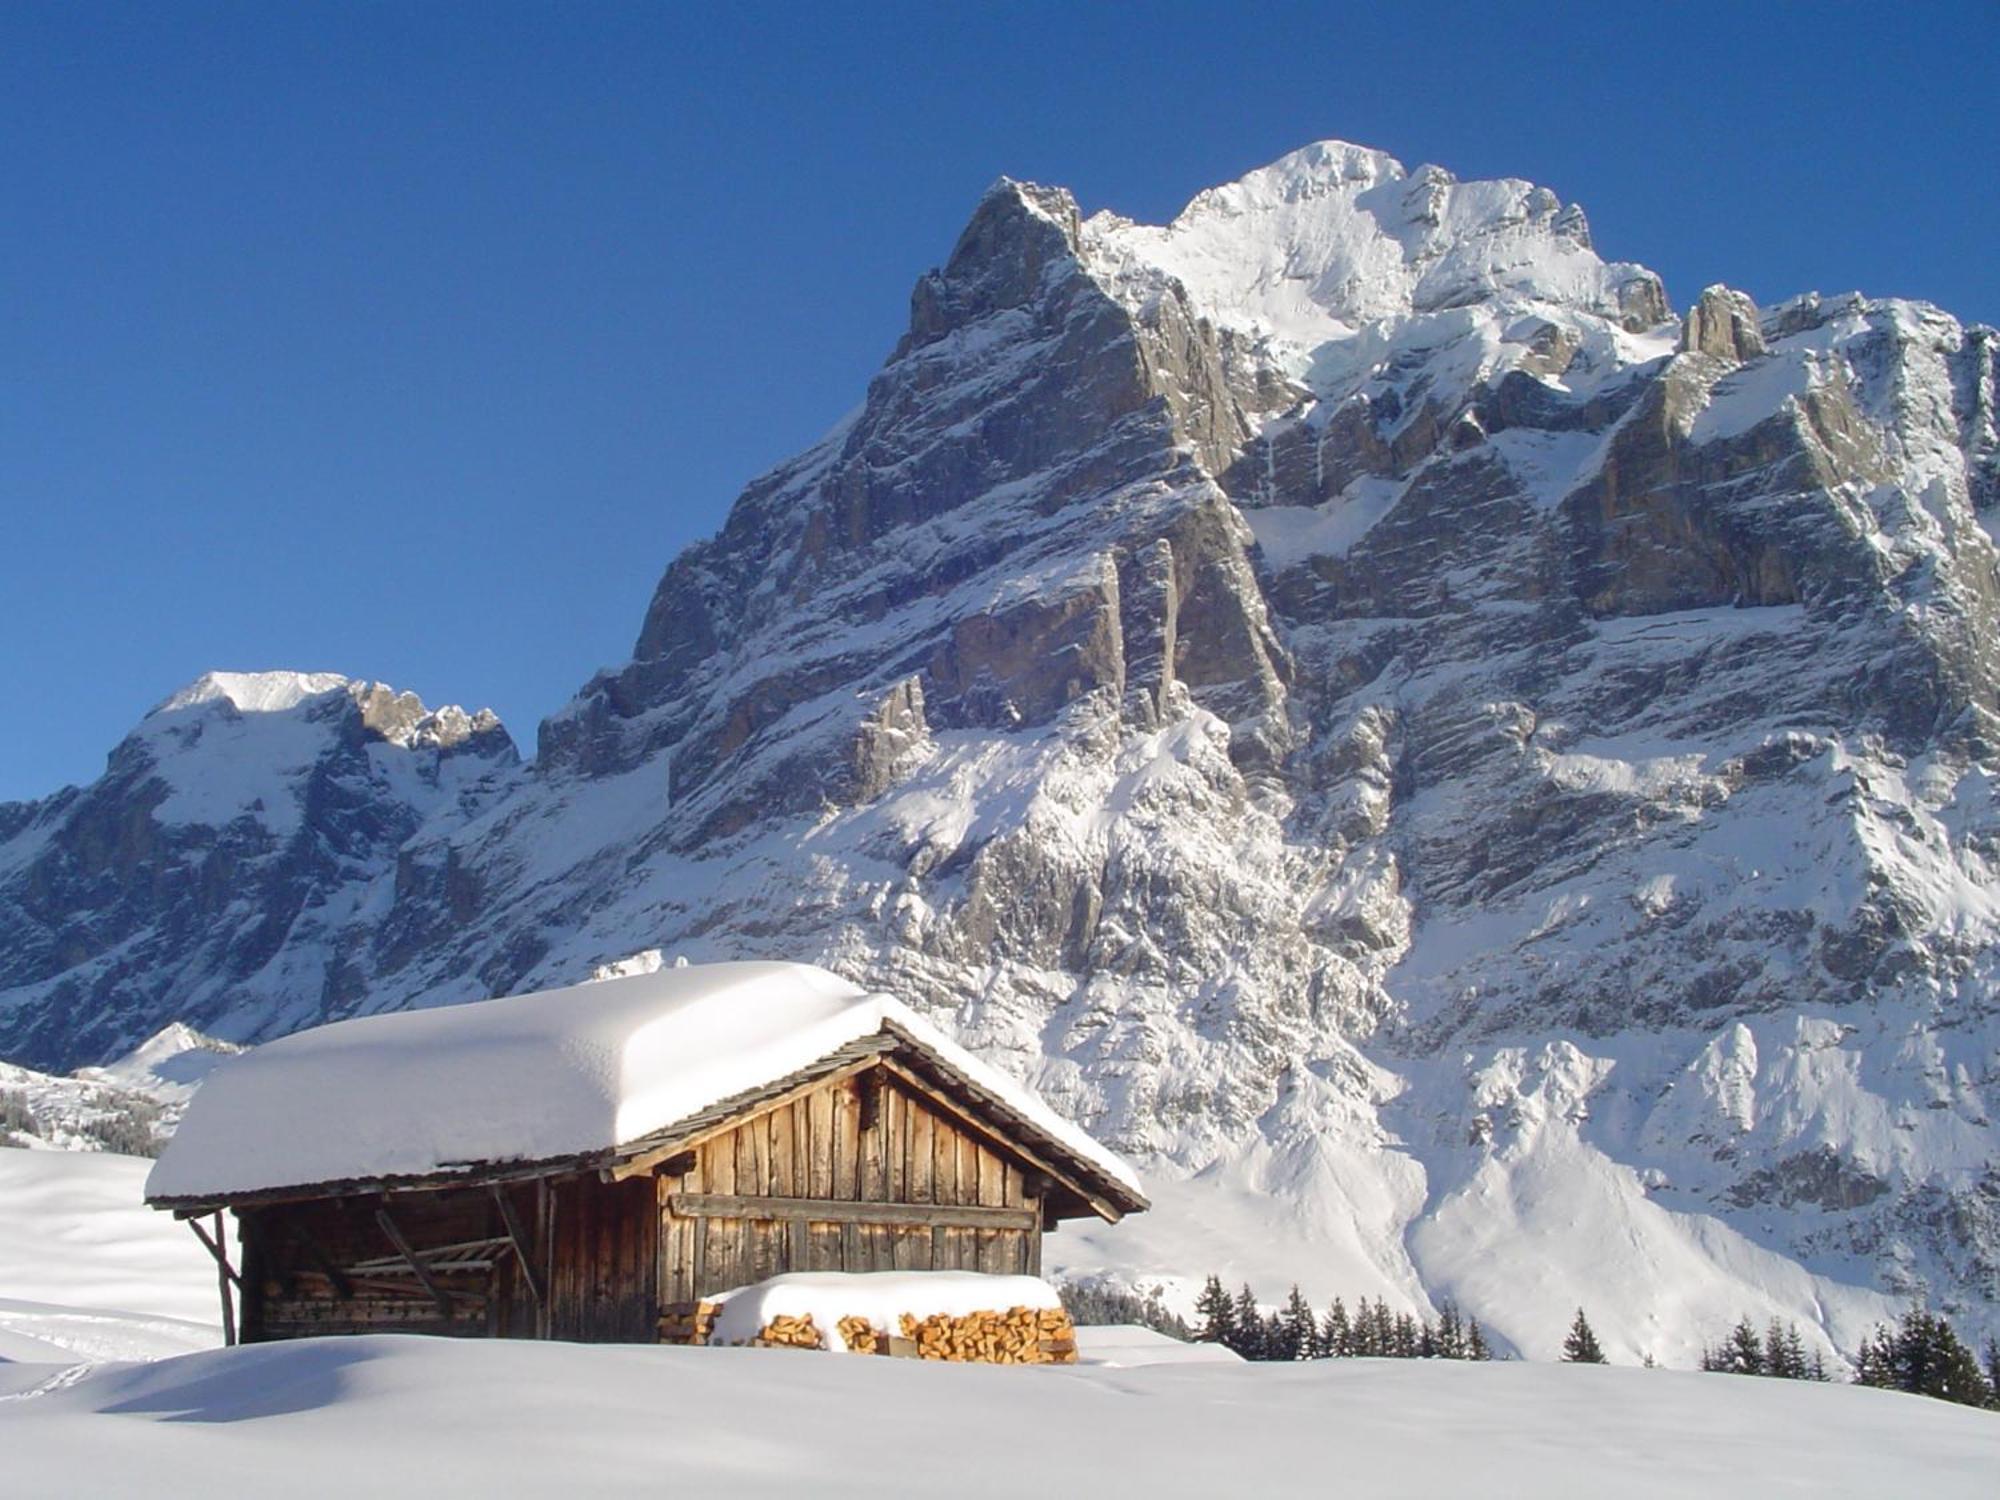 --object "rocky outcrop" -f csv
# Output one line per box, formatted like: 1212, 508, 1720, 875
1681, 285, 1766, 363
